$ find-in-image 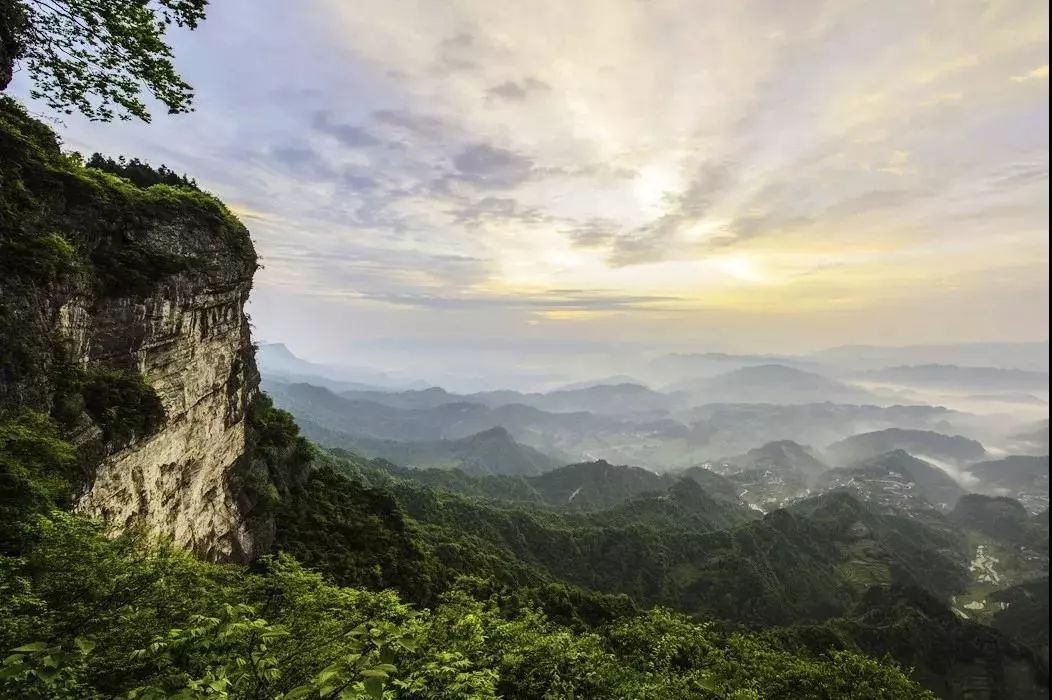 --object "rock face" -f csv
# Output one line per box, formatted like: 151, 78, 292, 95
1, 96, 263, 561
73, 262, 258, 561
